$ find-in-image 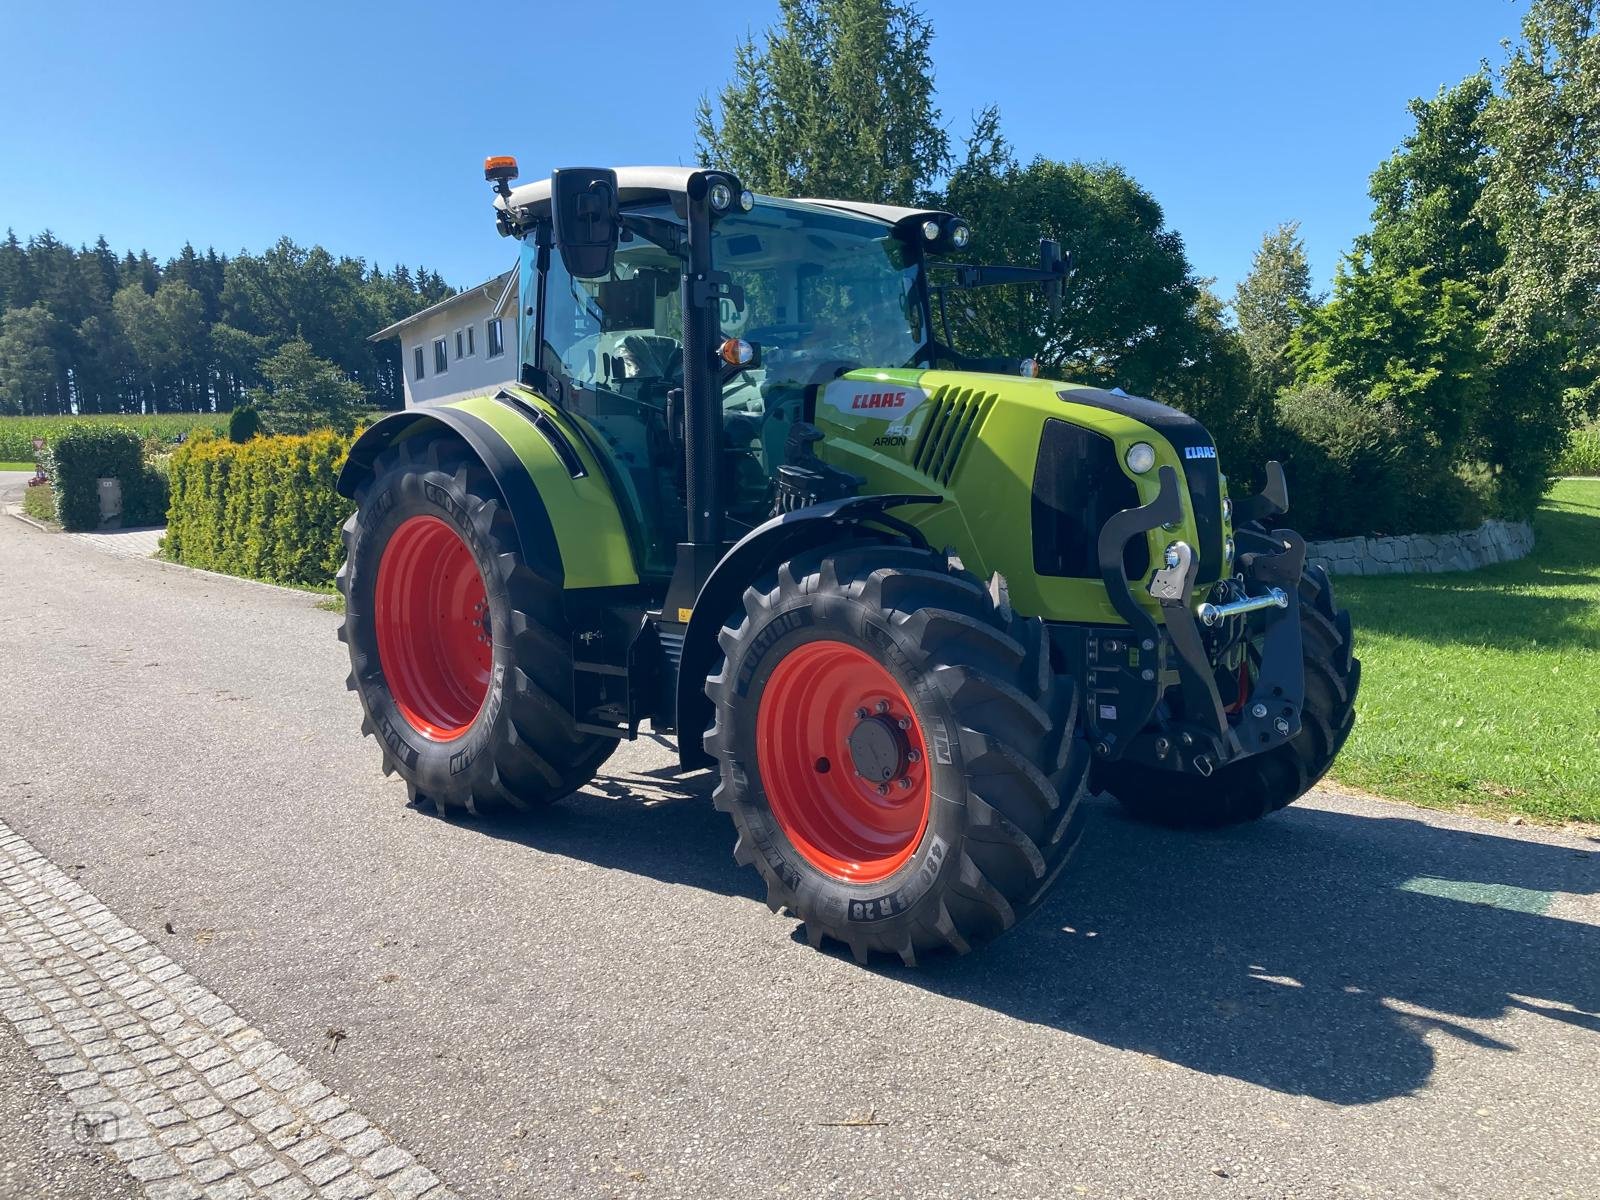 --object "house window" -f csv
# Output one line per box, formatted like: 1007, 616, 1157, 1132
434, 338, 448, 373
413, 346, 425, 380
455, 330, 464, 360
466, 325, 475, 356
487, 318, 504, 359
